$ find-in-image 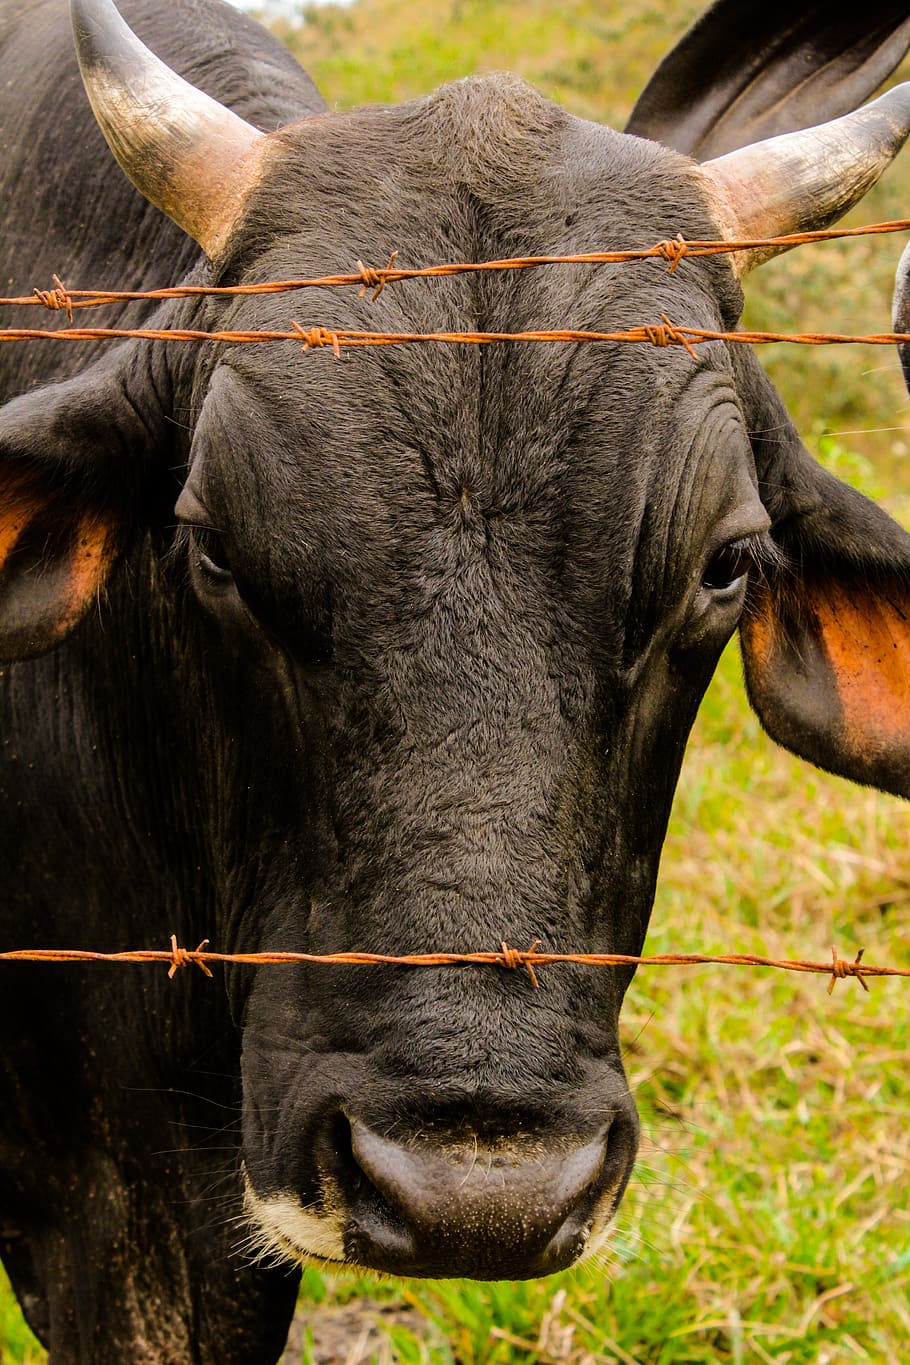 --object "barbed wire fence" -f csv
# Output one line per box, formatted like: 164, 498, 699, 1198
2, 217, 909, 992
0, 939, 906, 995
4, 219, 910, 352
